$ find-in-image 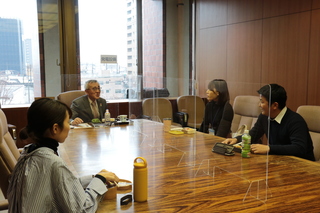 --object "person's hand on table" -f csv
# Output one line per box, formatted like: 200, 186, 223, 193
71, 117, 83, 125
98, 169, 119, 184
221, 138, 237, 145
251, 144, 270, 154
